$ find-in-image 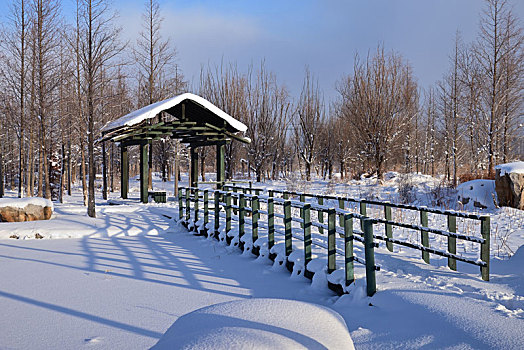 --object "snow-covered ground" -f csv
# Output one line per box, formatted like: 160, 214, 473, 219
0, 172, 523, 349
